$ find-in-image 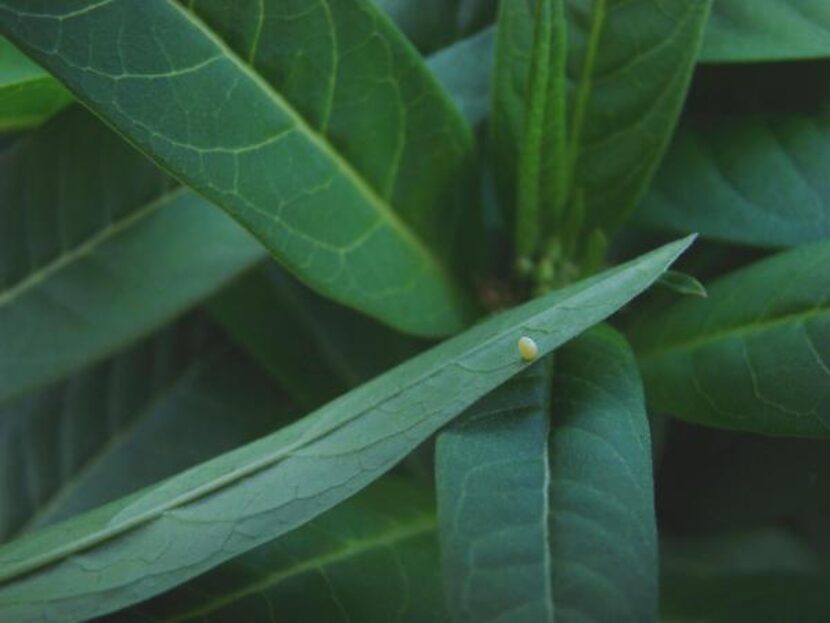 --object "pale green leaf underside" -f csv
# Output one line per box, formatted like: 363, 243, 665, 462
700, 0, 830, 63
0, 35, 71, 130
632, 242, 830, 437
637, 116, 830, 247
0, 107, 265, 404
437, 357, 554, 623
0, 236, 692, 623
109, 479, 445, 623
0, 317, 289, 544
0, 0, 474, 337
549, 326, 657, 622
